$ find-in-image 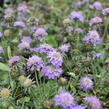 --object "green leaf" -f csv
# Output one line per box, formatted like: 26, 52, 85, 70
45, 35, 57, 48
0, 63, 10, 72
19, 97, 30, 104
